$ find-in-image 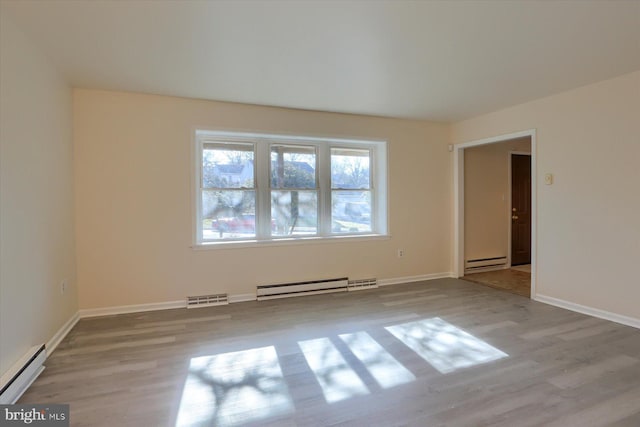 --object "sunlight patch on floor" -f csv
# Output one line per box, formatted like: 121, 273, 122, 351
339, 331, 416, 388
175, 346, 293, 427
386, 317, 508, 374
298, 337, 369, 403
